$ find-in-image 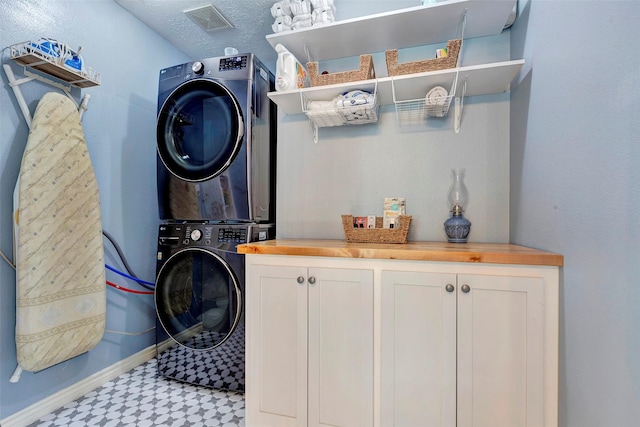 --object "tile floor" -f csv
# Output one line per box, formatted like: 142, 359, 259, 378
27, 359, 245, 427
